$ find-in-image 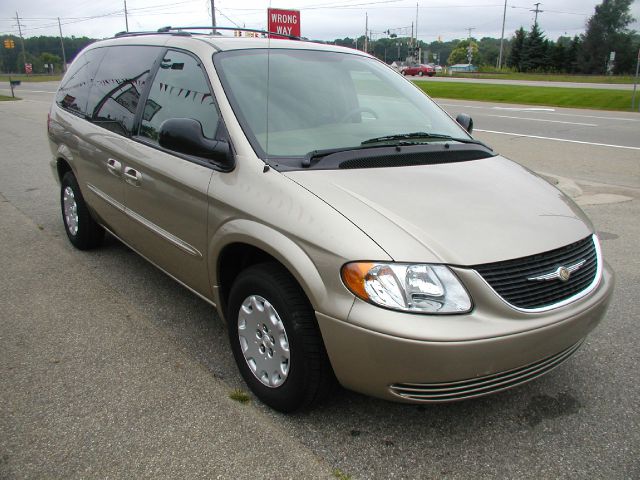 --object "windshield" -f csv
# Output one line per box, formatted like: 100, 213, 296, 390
214, 48, 469, 159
